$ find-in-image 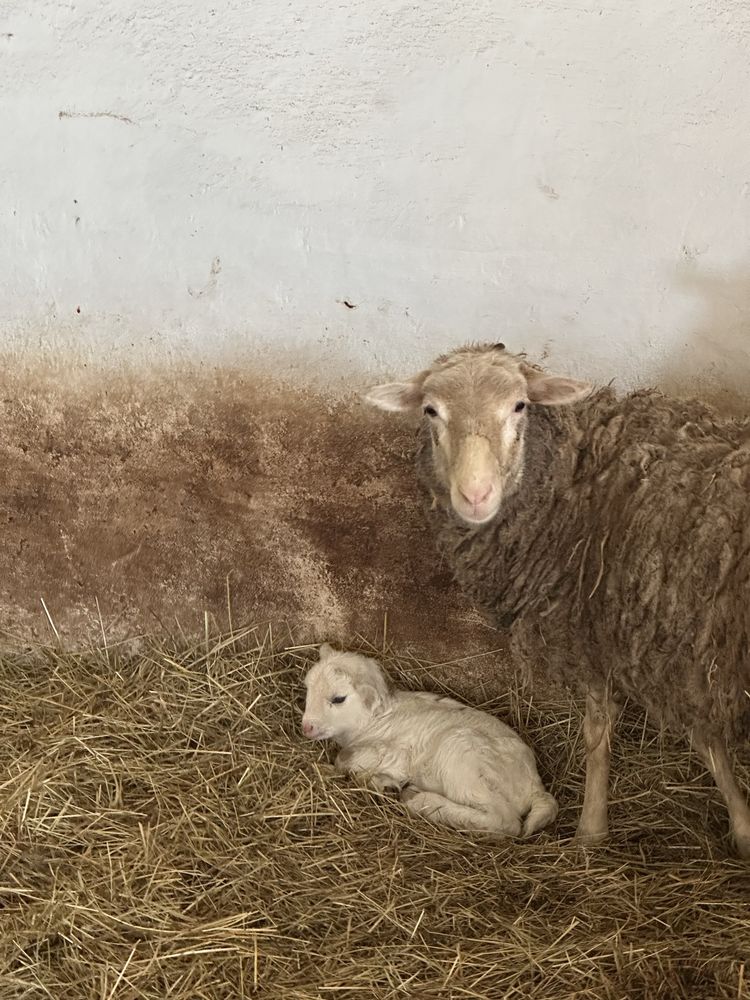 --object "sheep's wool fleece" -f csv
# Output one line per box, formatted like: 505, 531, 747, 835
417, 387, 750, 744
